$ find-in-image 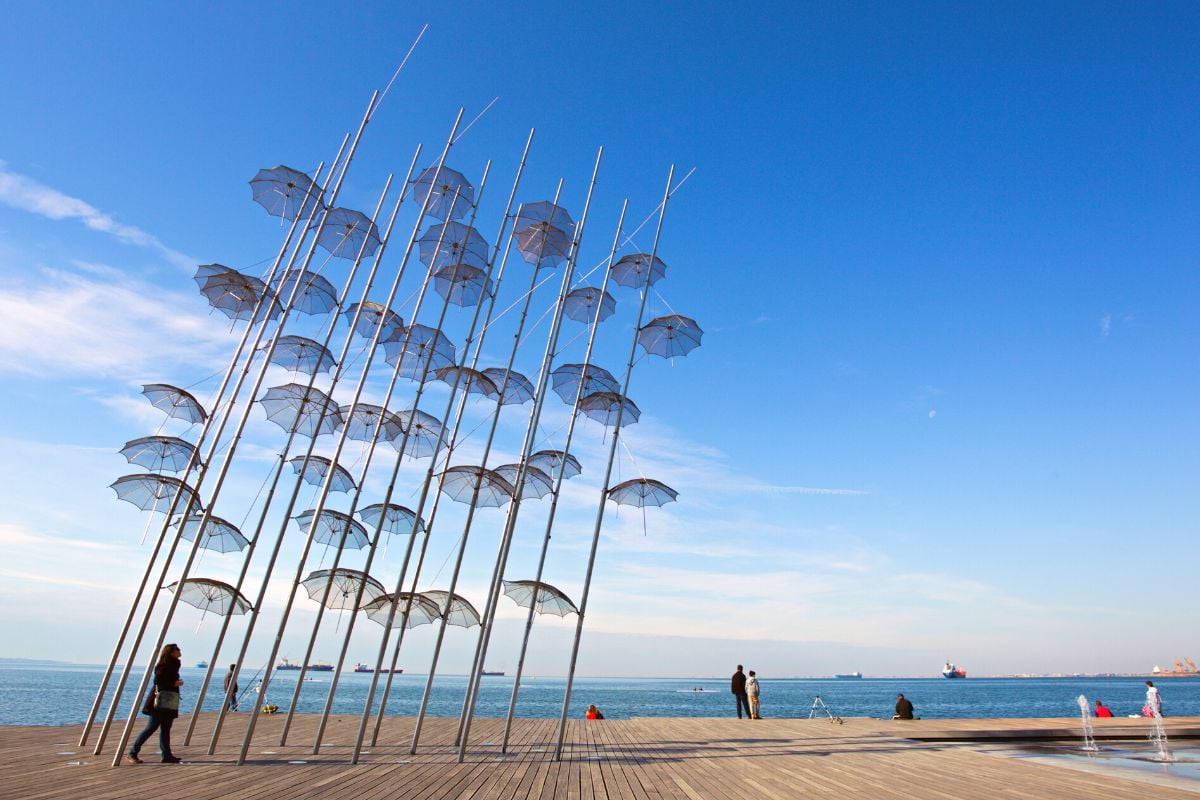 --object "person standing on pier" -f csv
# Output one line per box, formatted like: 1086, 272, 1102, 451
125, 643, 183, 764
1145, 681, 1163, 716
223, 664, 239, 711
746, 670, 761, 719
731, 665, 751, 719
